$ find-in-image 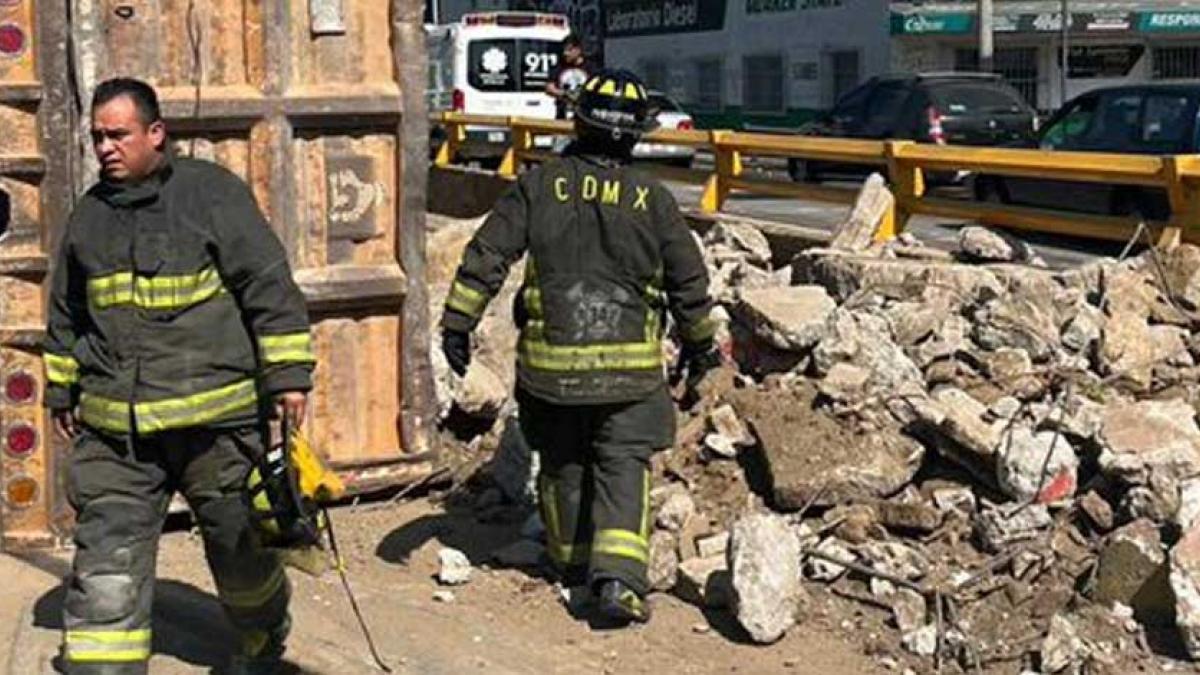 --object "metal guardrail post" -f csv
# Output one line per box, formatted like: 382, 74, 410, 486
498, 117, 530, 179
1164, 156, 1198, 249
883, 141, 923, 240
433, 113, 464, 169
701, 130, 741, 214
